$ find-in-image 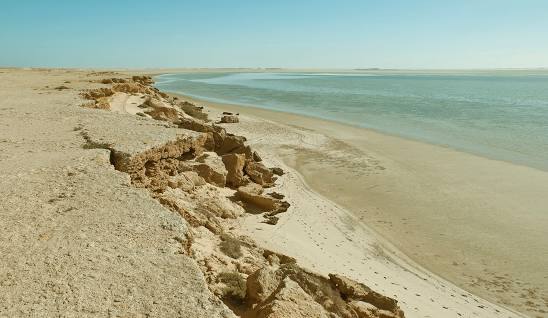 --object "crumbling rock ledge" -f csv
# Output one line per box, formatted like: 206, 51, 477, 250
80, 74, 405, 318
